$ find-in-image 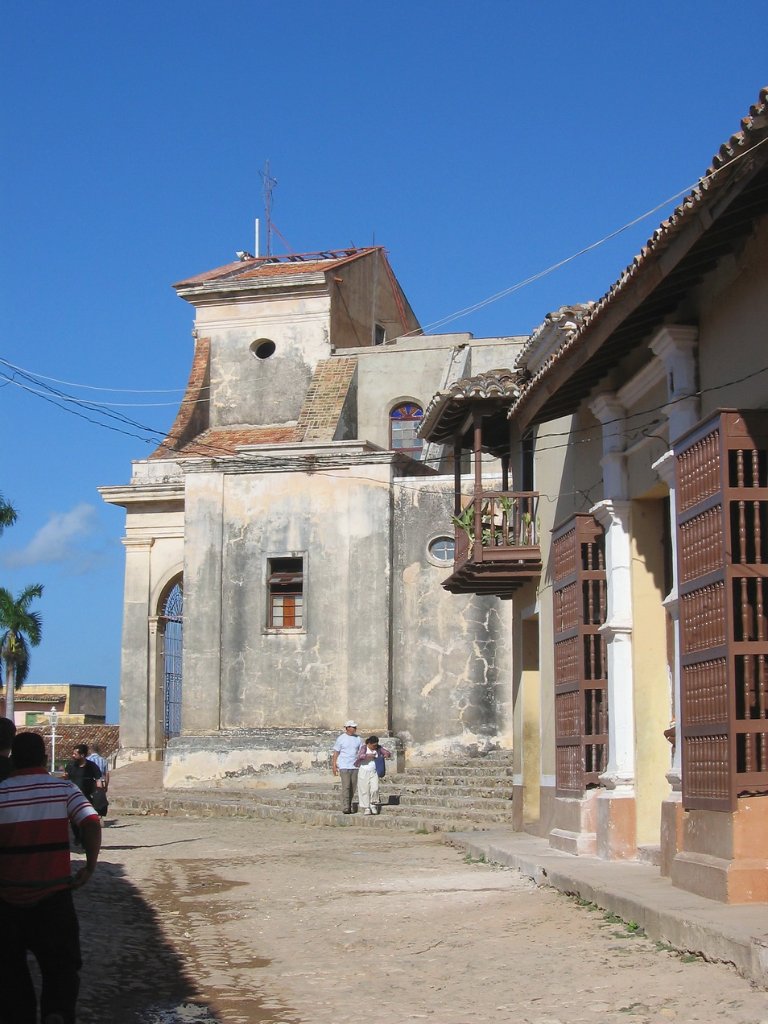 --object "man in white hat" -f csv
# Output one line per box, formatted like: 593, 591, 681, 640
331, 721, 361, 814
